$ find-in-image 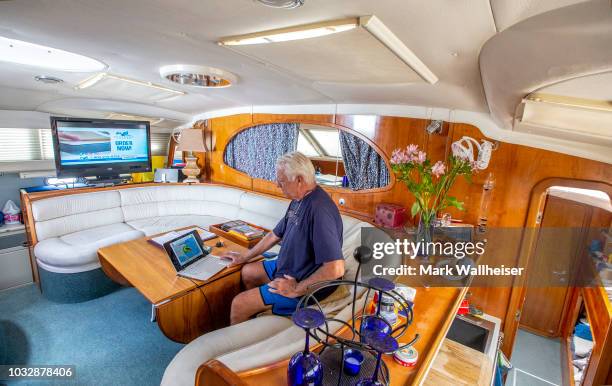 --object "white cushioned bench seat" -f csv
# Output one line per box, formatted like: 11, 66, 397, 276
31, 184, 290, 275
